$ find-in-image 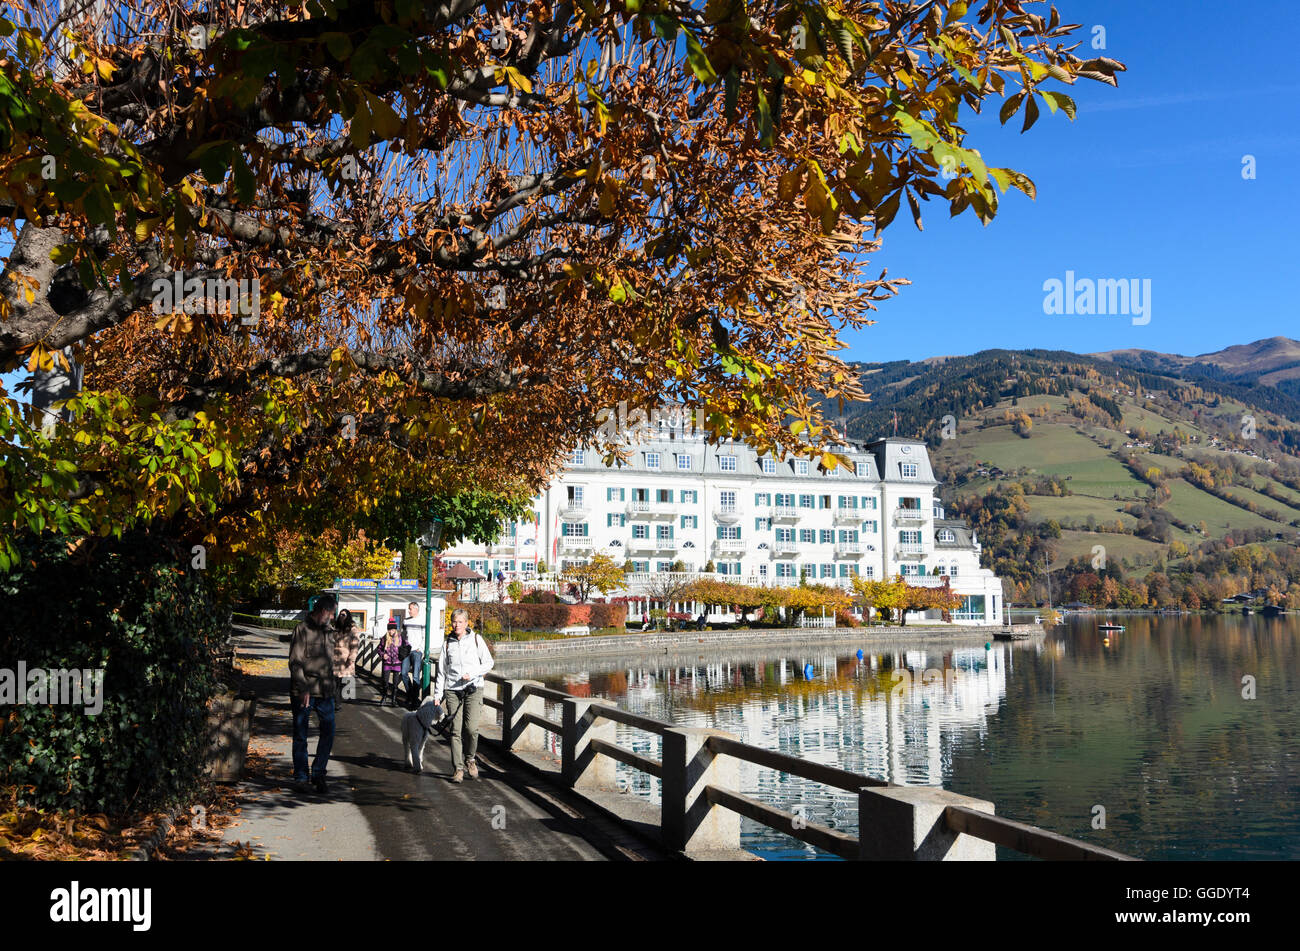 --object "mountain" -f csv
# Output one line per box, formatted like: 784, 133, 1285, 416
829, 341, 1300, 596
1091, 337, 1300, 393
